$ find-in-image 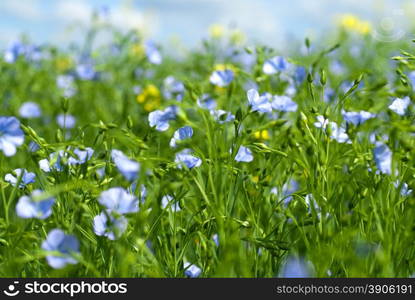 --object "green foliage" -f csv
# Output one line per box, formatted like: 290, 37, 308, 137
1, 25, 415, 278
